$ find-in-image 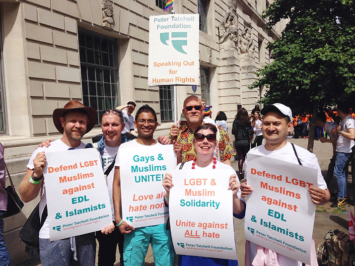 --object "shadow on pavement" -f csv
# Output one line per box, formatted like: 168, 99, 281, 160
329, 215, 348, 230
